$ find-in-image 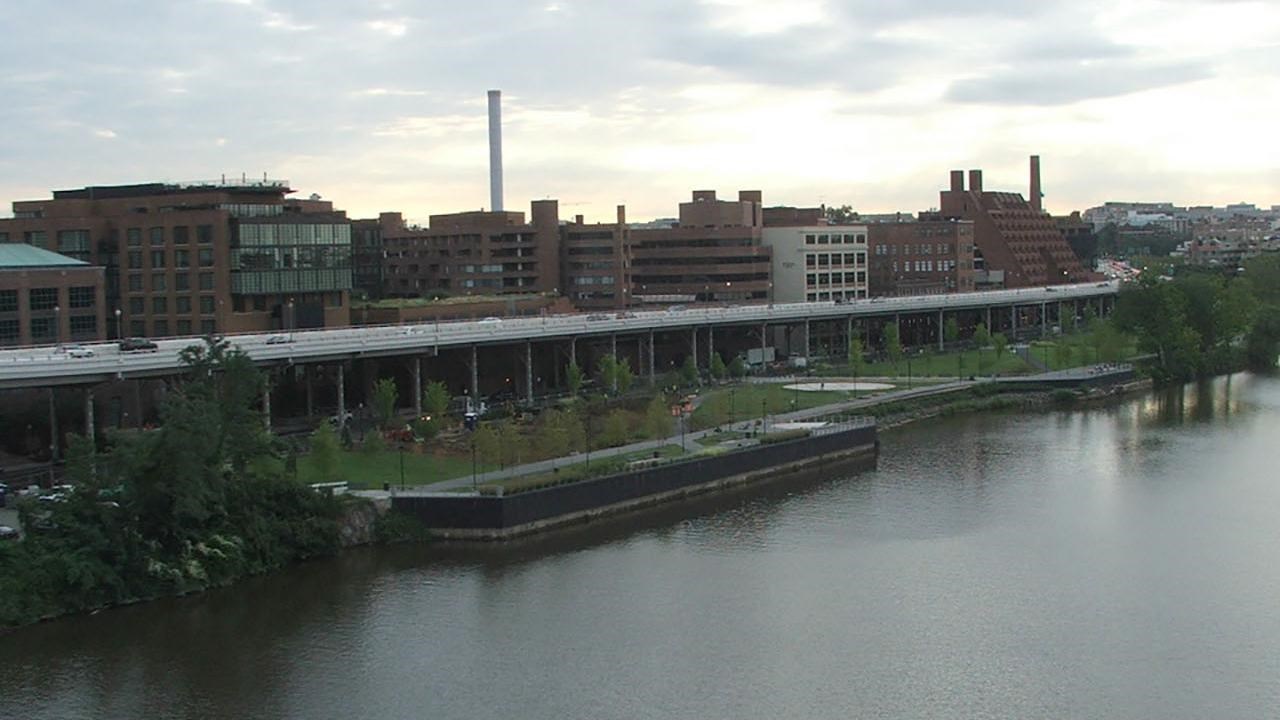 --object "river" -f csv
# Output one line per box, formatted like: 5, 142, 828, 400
2, 374, 1279, 719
